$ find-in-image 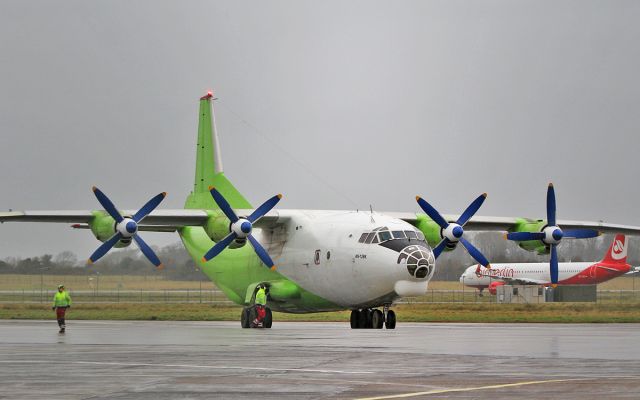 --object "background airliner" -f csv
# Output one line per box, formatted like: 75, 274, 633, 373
460, 234, 631, 294
2, 93, 640, 329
